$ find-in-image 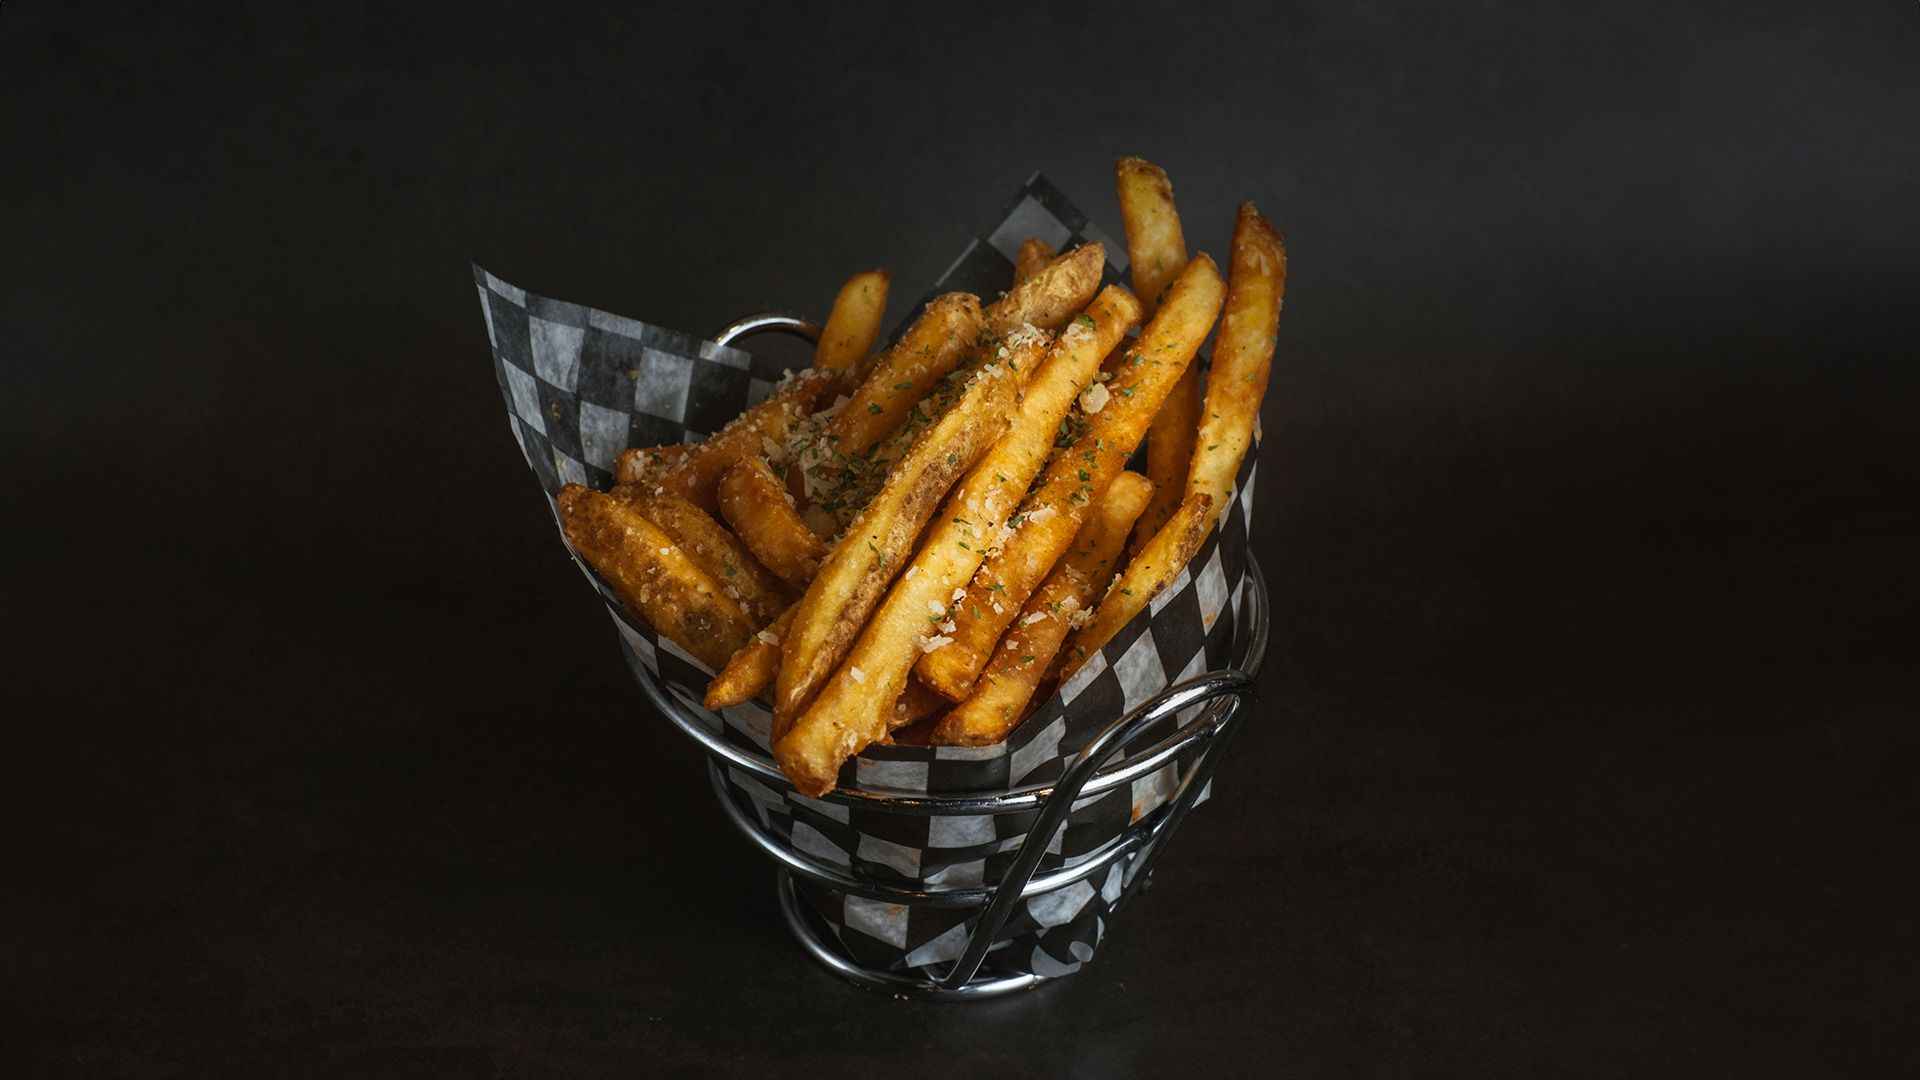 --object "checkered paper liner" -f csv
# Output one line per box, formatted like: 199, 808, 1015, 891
476, 175, 1261, 979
